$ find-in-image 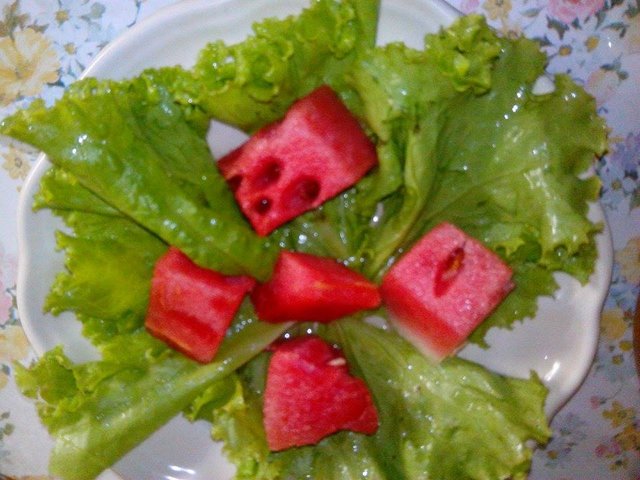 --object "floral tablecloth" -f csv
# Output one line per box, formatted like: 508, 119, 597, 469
0, 0, 637, 478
